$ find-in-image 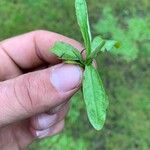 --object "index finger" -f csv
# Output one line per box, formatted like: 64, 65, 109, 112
0, 30, 83, 69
